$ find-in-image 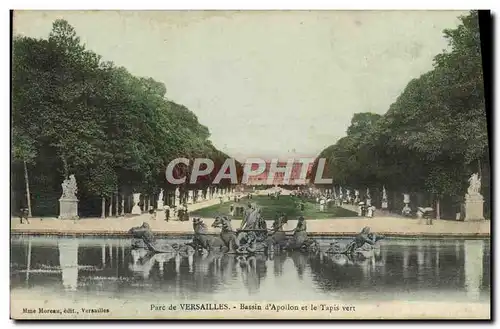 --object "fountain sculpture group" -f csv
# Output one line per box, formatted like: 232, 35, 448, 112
128, 204, 385, 257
